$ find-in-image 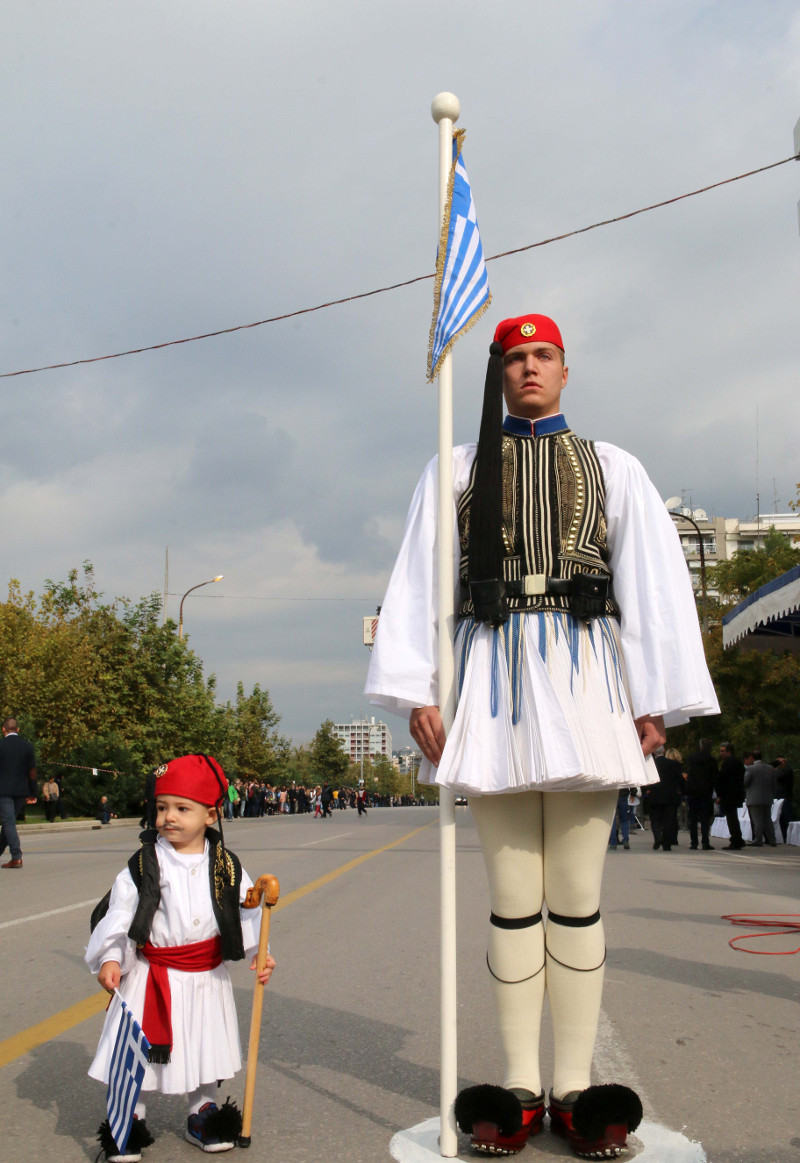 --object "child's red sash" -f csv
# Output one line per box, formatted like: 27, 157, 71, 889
140, 936, 223, 1061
